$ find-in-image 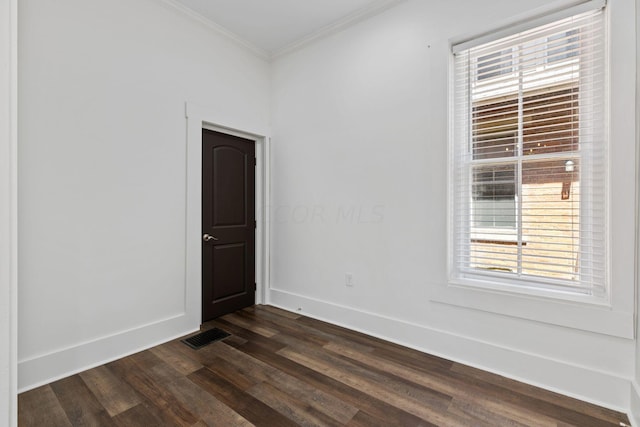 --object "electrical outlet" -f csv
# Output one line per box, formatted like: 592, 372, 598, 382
345, 273, 354, 287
